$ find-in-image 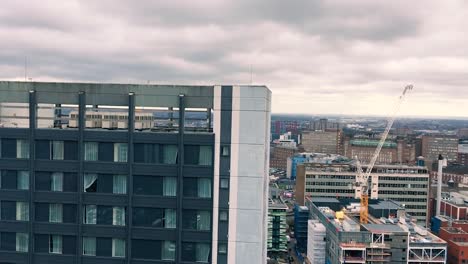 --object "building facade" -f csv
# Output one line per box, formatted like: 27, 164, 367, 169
270, 145, 296, 170
306, 220, 326, 264
294, 205, 309, 254
301, 130, 342, 155
267, 196, 288, 255
296, 162, 430, 225
421, 135, 459, 168
307, 198, 447, 264
343, 138, 416, 165
0, 81, 271, 264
